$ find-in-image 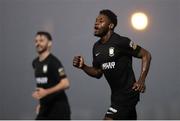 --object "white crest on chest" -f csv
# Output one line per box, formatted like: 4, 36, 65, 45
109, 47, 115, 57
43, 65, 48, 73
